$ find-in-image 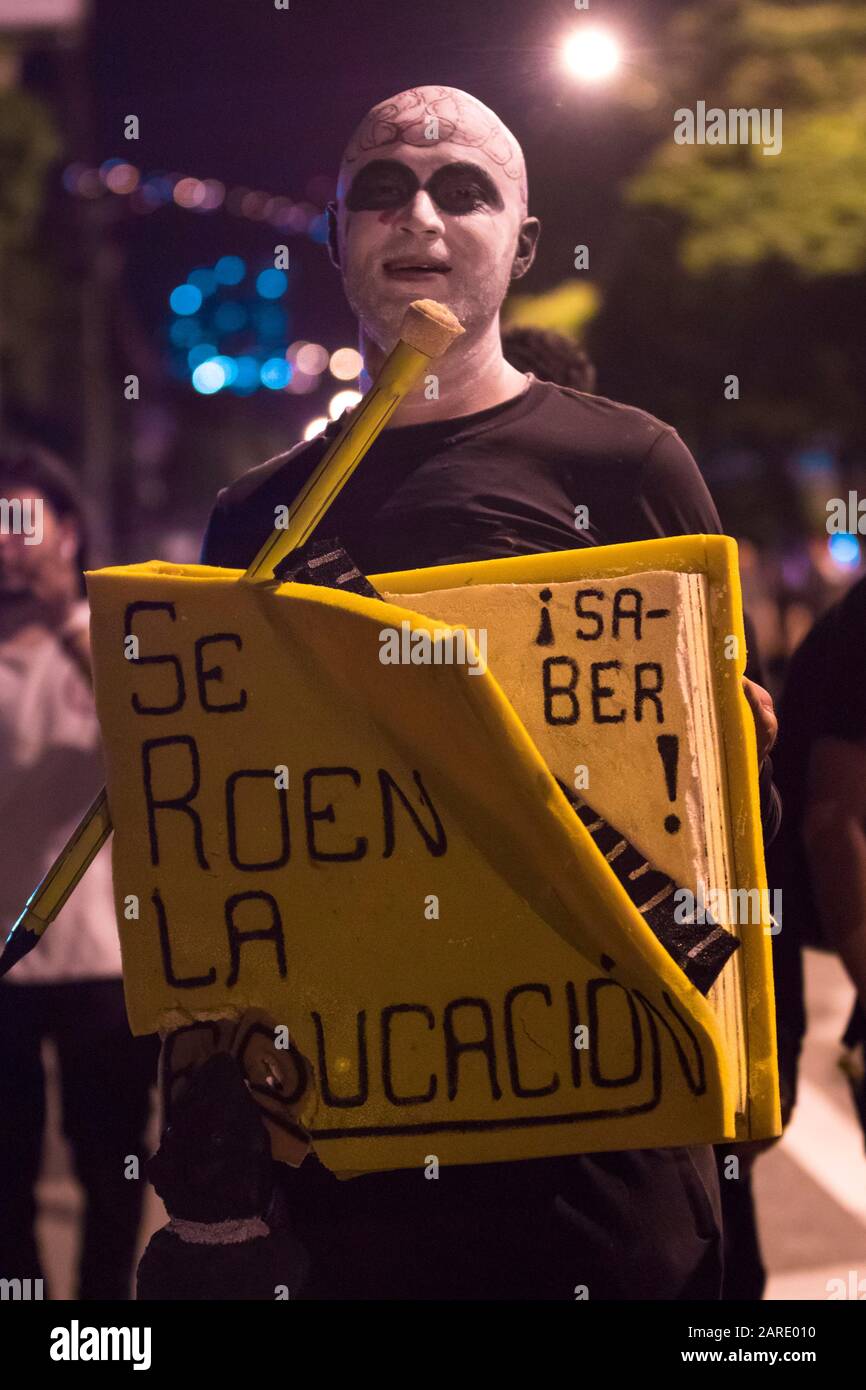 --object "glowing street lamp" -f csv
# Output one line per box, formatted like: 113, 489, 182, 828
563, 28, 622, 83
